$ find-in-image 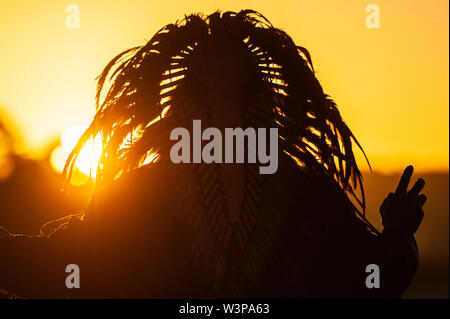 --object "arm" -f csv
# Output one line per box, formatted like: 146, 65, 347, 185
360, 165, 425, 298
0, 213, 89, 298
